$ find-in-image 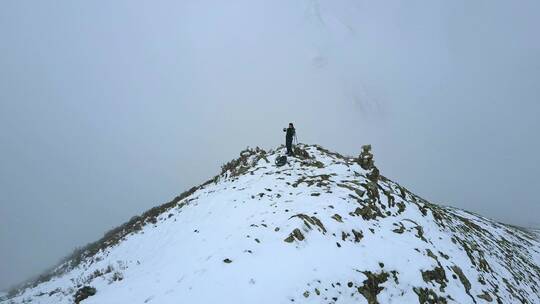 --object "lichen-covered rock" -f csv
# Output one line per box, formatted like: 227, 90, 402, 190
357, 271, 389, 304
284, 228, 305, 243
74, 286, 96, 304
